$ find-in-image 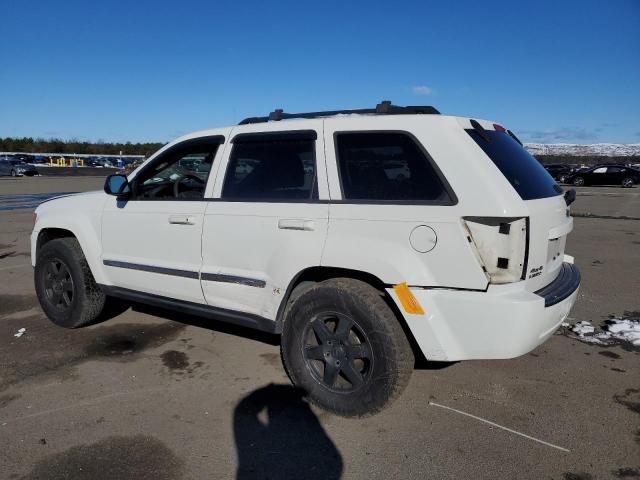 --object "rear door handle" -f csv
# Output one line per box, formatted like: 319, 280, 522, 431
278, 219, 315, 231
169, 215, 195, 225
